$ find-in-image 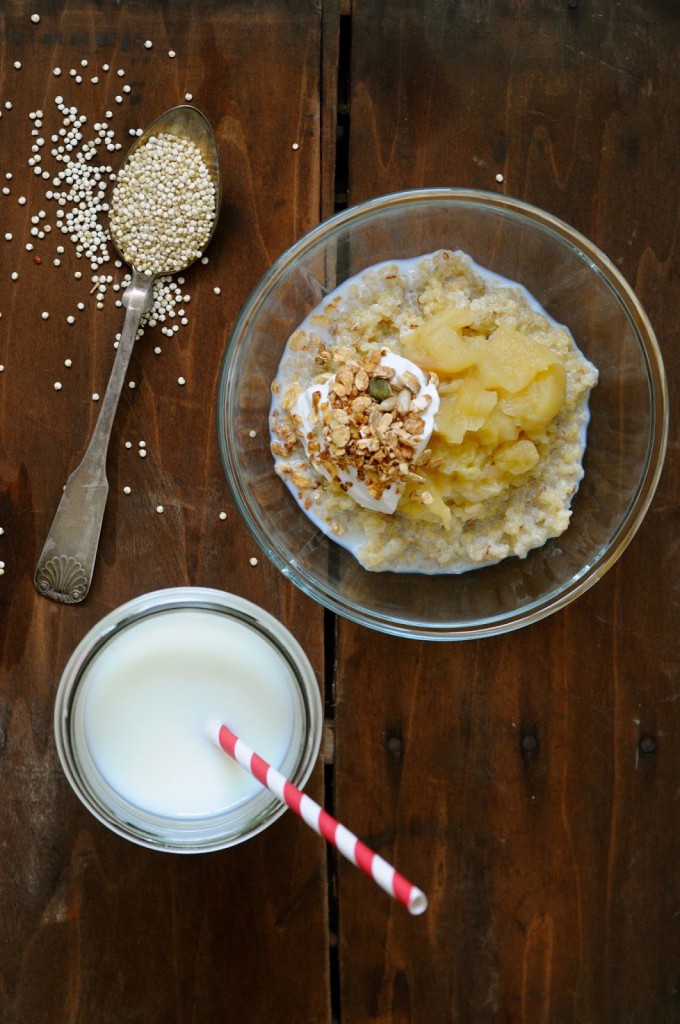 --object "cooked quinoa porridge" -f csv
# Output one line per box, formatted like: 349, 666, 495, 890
269, 250, 599, 573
